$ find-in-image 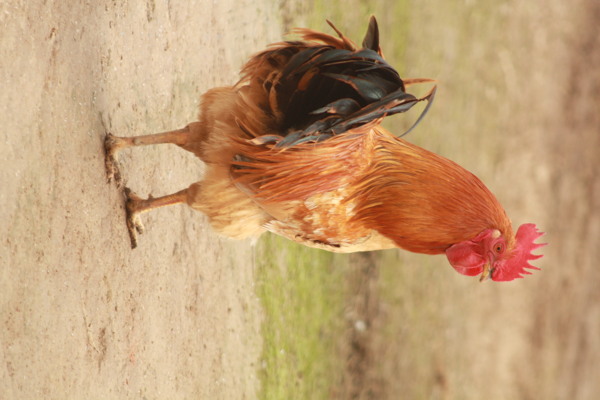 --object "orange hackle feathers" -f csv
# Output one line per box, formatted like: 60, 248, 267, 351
231, 125, 515, 256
